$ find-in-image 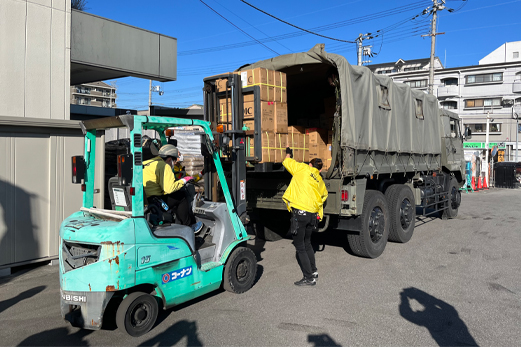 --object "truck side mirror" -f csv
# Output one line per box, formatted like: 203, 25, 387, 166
464, 127, 472, 139
72, 156, 86, 184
